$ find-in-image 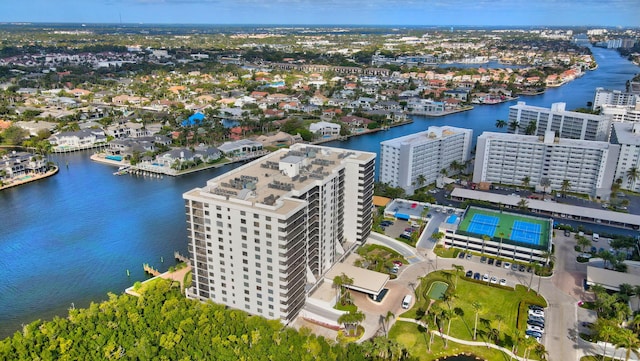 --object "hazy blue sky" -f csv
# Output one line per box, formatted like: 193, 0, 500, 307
1, 0, 639, 27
